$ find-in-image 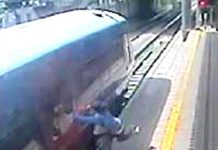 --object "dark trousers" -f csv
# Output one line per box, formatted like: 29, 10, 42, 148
200, 8, 210, 25
116, 128, 135, 142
